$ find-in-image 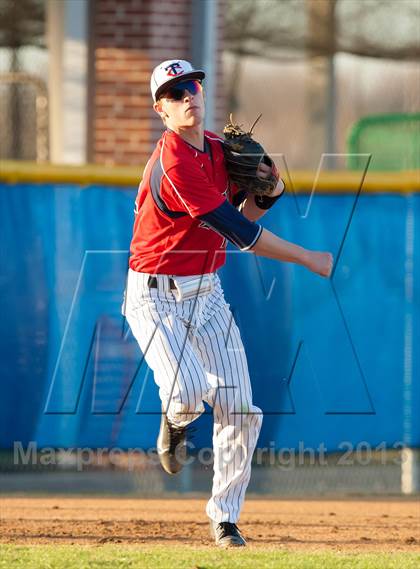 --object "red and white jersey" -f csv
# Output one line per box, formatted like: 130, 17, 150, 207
129, 129, 242, 276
